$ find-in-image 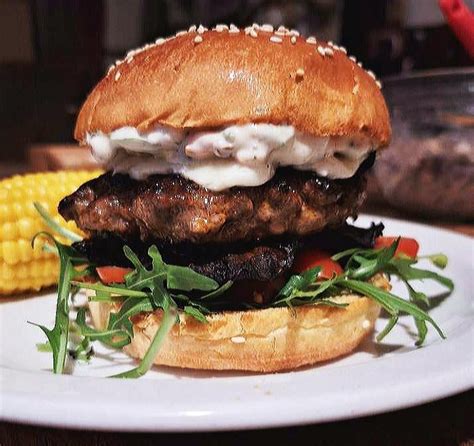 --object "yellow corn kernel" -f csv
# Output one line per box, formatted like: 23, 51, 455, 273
0, 258, 59, 294
0, 170, 102, 295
